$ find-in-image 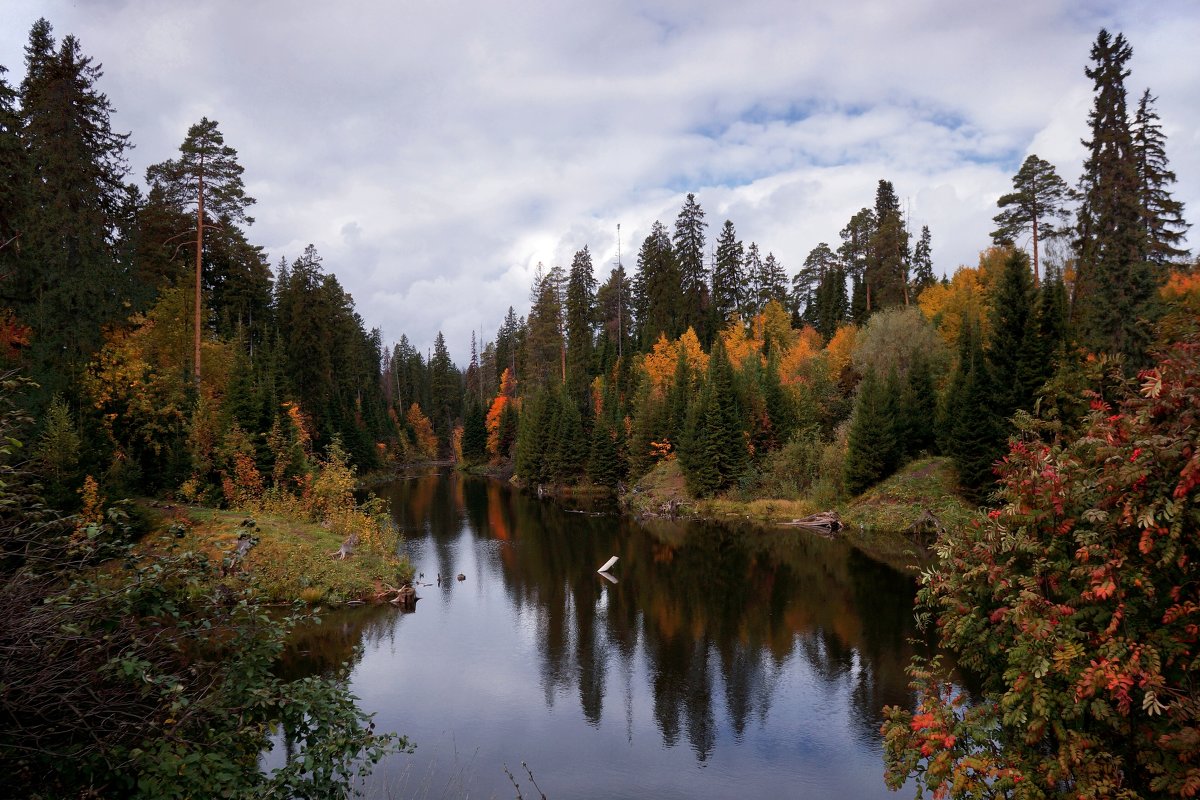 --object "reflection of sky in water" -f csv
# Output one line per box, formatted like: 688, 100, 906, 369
281, 472, 924, 799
